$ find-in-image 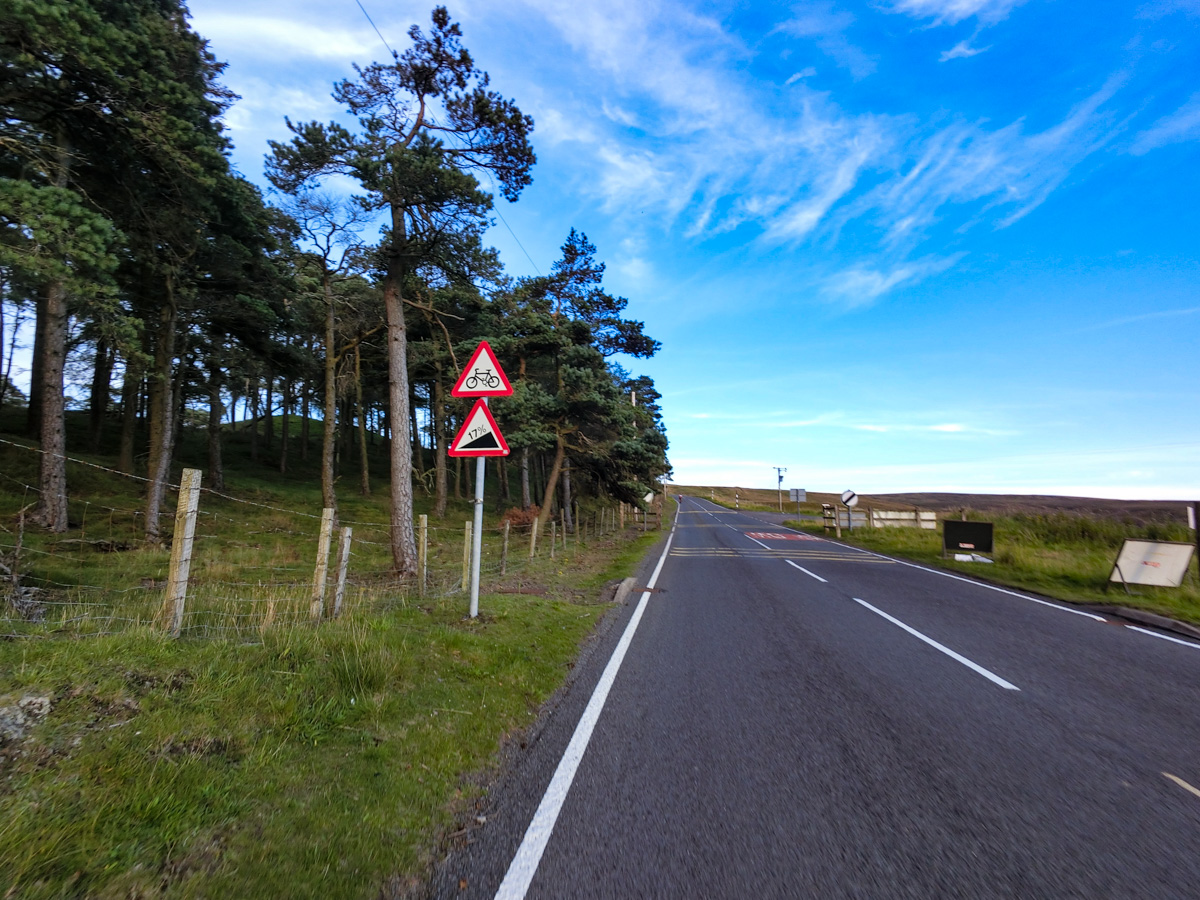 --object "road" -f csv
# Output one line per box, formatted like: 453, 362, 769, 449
432, 496, 1200, 898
